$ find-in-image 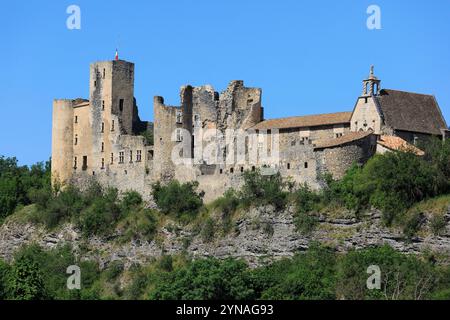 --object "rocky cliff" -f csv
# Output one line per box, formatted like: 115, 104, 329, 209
1, 205, 449, 268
